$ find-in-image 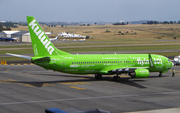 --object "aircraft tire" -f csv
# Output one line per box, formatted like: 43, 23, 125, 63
159, 72, 163, 77
95, 74, 102, 80
113, 76, 121, 81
